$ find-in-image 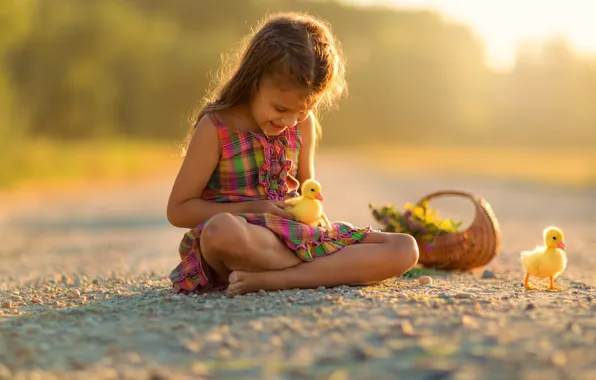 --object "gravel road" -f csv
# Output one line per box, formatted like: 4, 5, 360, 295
1, 152, 595, 379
